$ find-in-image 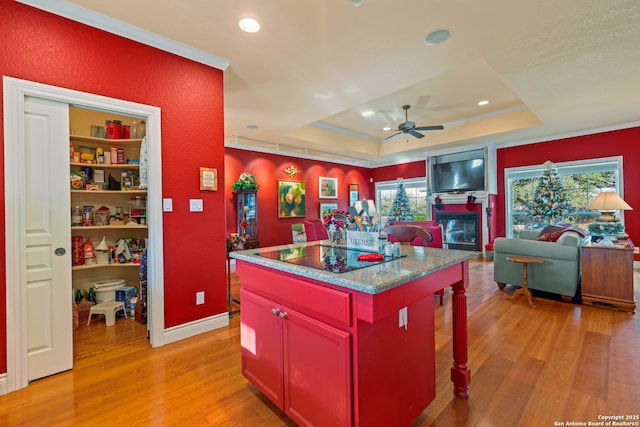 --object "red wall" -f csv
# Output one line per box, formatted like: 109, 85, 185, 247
496, 127, 640, 254
370, 160, 426, 184
0, 1, 227, 373
225, 148, 372, 247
